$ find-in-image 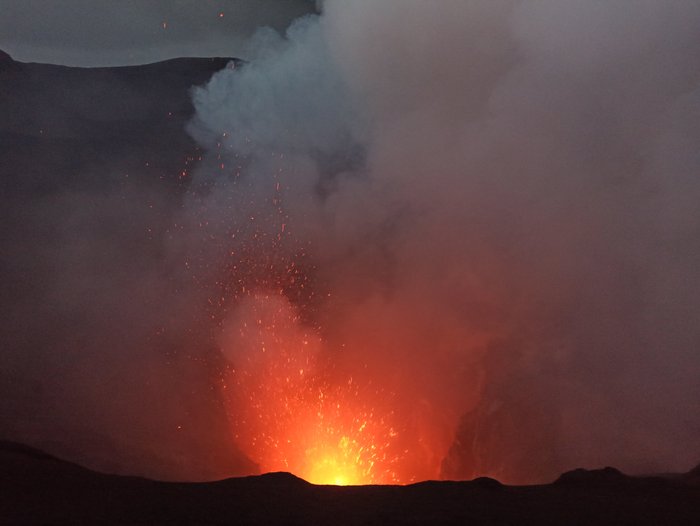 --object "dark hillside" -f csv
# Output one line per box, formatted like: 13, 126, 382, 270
1, 441, 699, 525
